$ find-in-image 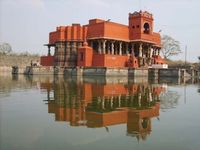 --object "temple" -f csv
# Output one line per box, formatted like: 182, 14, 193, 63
41, 11, 165, 69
